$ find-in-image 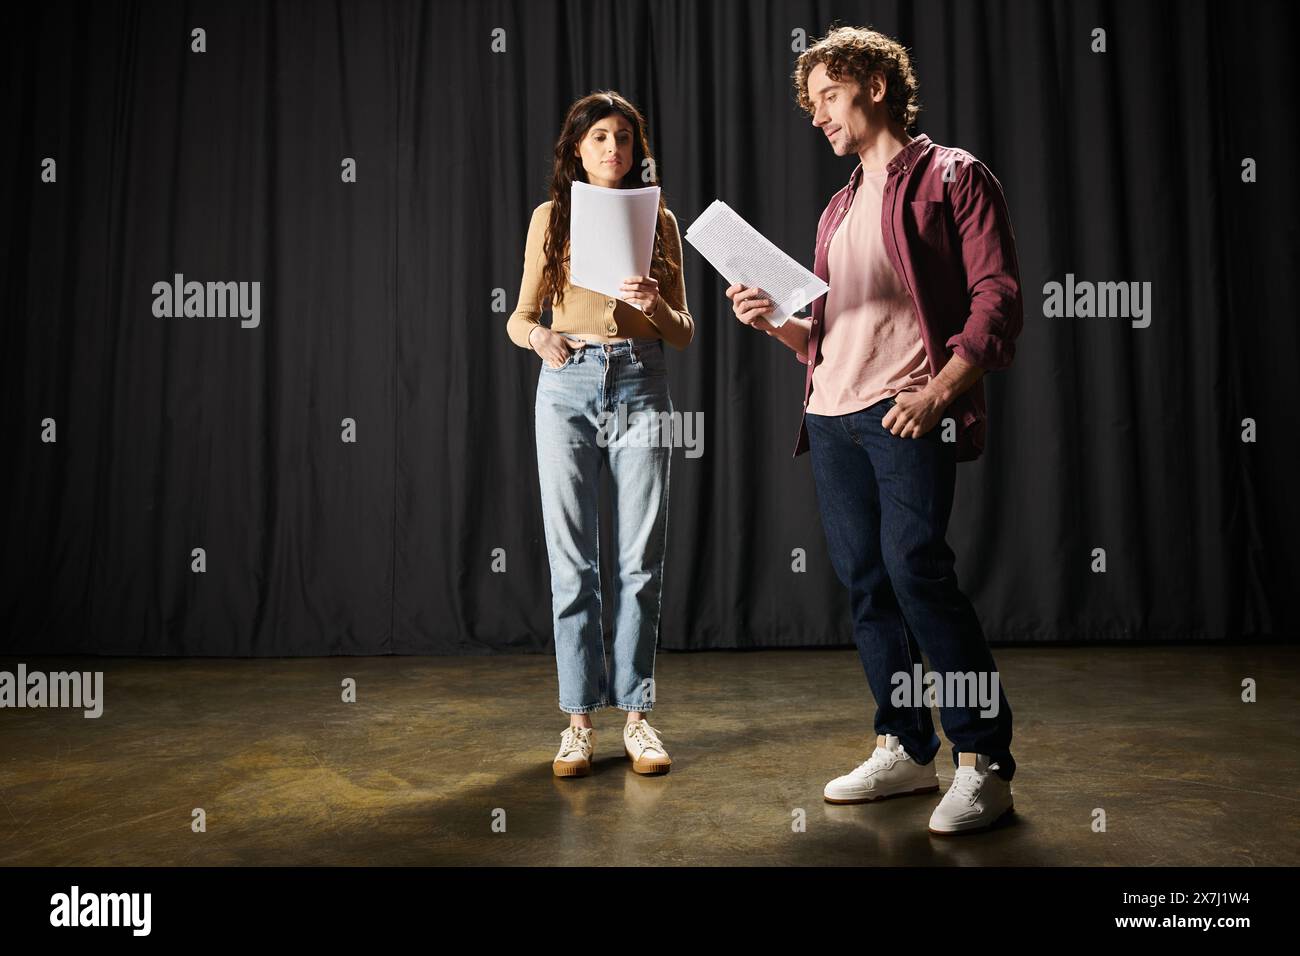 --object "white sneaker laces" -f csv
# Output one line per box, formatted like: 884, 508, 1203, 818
627, 721, 663, 753
947, 767, 982, 803
855, 747, 897, 776
560, 726, 591, 757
